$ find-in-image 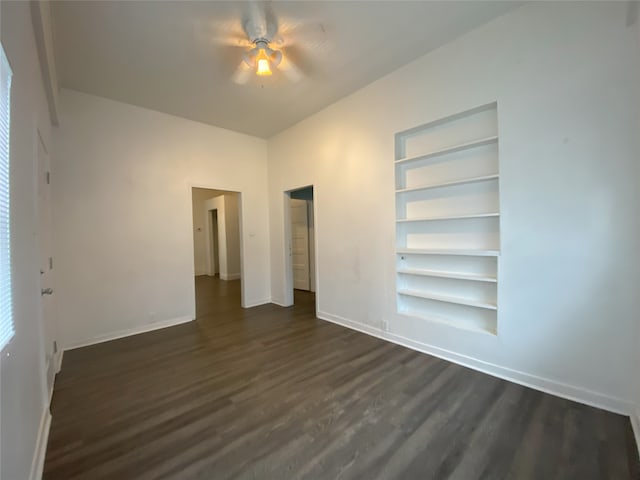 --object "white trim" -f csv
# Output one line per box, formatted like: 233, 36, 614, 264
270, 298, 290, 308
29, 408, 51, 480
316, 310, 632, 415
30, 1, 59, 126
64, 315, 194, 350
631, 408, 640, 456
47, 350, 64, 404
54, 349, 63, 373
220, 272, 241, 281
243, 298, 271, 308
